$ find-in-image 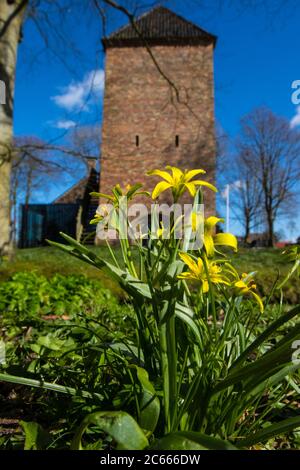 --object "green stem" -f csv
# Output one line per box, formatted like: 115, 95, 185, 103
202, 253, 217, 332
159, 323, 170, 433
168, 315, 178, 431
126, 239, 138, 277
105, 238, 120, 268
